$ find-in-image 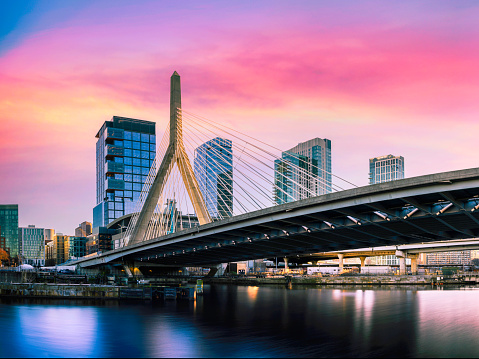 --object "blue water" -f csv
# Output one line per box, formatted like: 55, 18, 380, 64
1, 285, 479, 357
